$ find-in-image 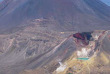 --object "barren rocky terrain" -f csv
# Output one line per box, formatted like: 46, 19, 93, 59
0, 0, 110, 74
0, 0, 110, 32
